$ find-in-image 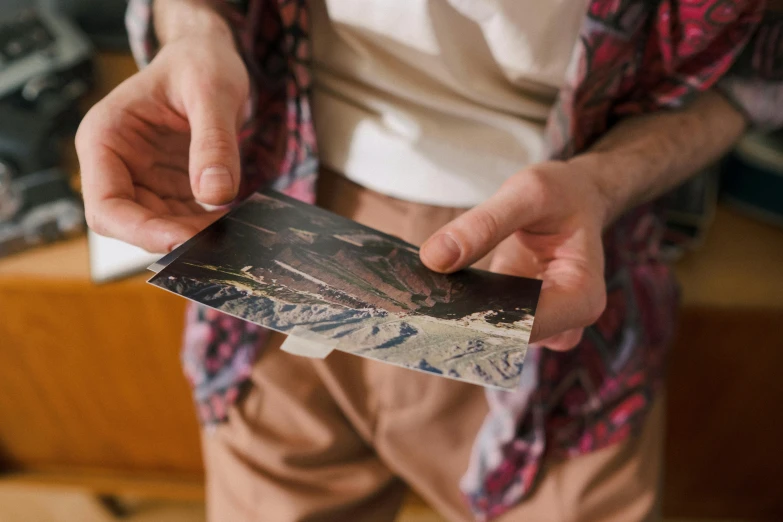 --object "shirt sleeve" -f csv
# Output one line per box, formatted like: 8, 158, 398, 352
125, 0, 251, 68
125, 0, 159, 68
717, 11, 783, 130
